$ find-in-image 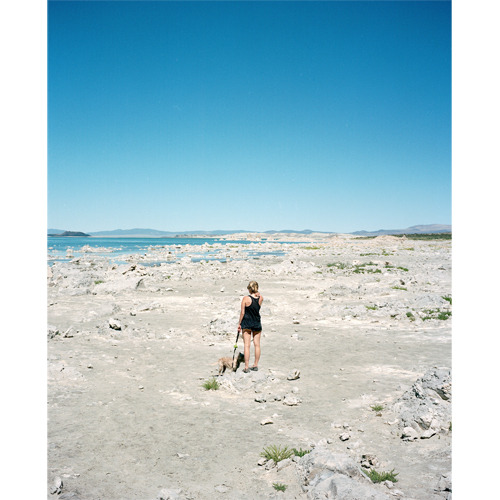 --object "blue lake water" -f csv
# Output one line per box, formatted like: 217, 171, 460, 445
47, 236, 291, 264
